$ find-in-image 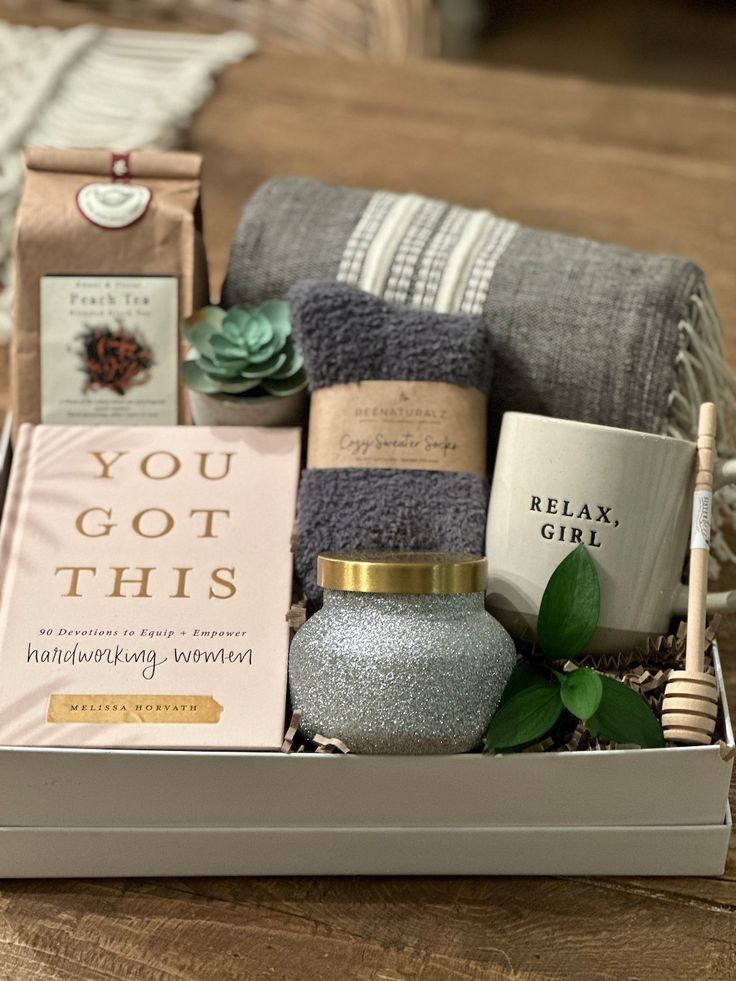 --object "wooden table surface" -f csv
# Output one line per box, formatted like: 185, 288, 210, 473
2, 28, 736, 981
